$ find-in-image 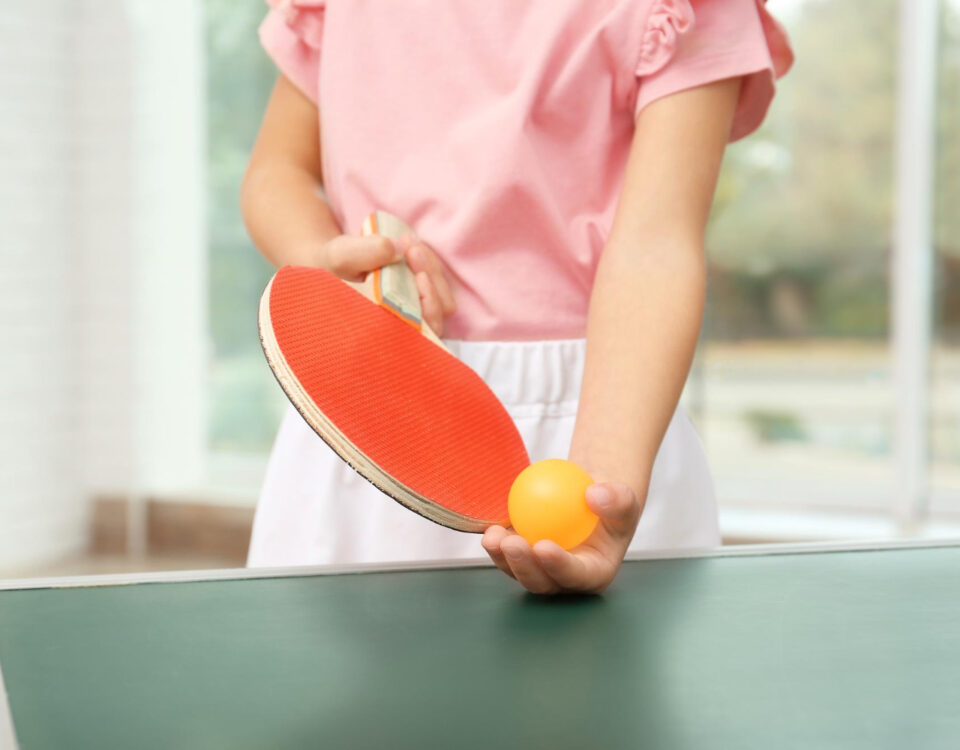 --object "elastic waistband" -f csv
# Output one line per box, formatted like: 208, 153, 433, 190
441, 338, 586, 411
